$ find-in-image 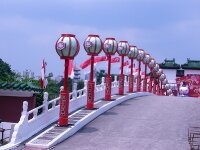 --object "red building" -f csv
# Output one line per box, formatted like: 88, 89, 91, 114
0, 82, 41, 123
